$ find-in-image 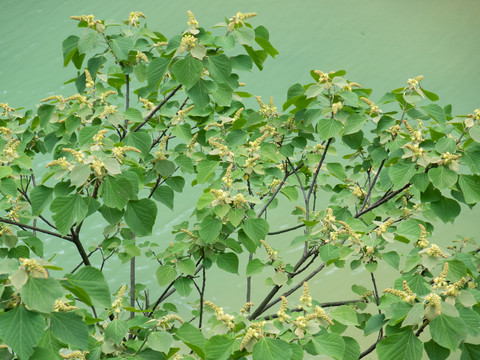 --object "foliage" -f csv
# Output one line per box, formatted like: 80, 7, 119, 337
0, 10, 480, 360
